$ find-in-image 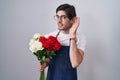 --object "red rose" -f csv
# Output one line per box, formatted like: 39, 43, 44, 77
48, 36, 61, 50
39, 36, 61, 51
39, 36, 47, 43
54, 43, 61, 50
